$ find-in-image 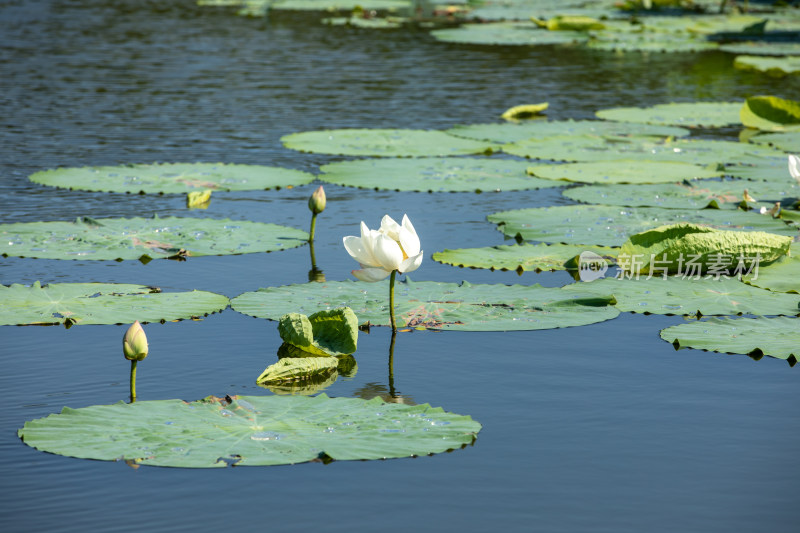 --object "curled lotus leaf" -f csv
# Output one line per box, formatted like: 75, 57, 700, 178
446, 119, 689, 144
488, 204, 797, 247
28, 163, 314, 194
231, 279, 620, 331
256, 357, 339, 385
595, 102, 743, 128
0, 216, 308, 261
527, 160, 725, 184
740, 95, 800, 133
318, 157, 560, 192
432, 243, 617, 272
562, 276, 800, 317
0, 281, 229, 326
660, 317, 800, 365
281, 128, 495, 157
277, 308, 358, 356
17, 394, 481, 467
